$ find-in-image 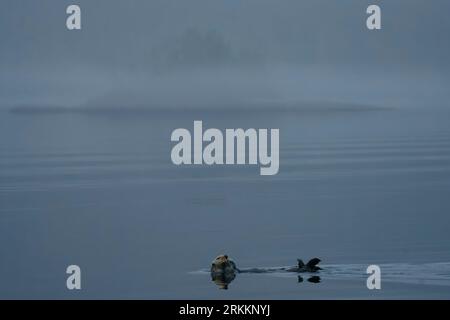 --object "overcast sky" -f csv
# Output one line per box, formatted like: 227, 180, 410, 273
1, 0, 449, 108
